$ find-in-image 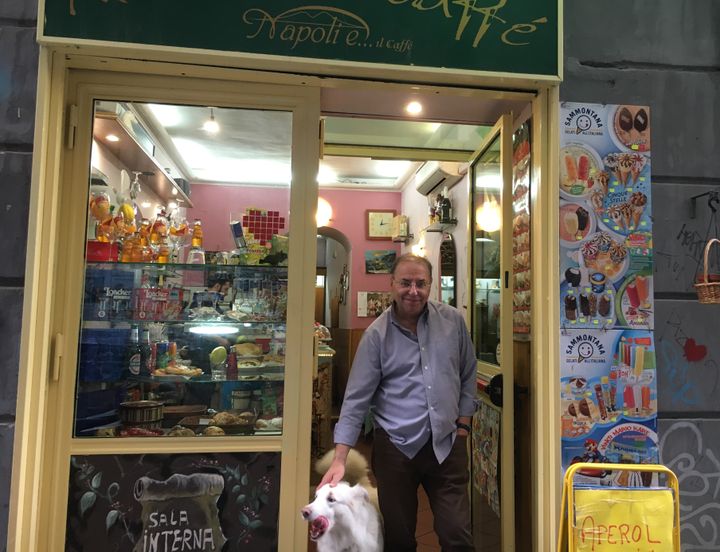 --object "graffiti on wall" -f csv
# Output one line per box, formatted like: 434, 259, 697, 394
660, 421, 720, 550
656, 307, 718, 410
